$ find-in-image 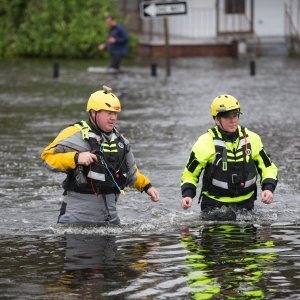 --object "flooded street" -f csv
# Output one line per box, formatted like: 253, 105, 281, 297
0, 57, 299, 299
